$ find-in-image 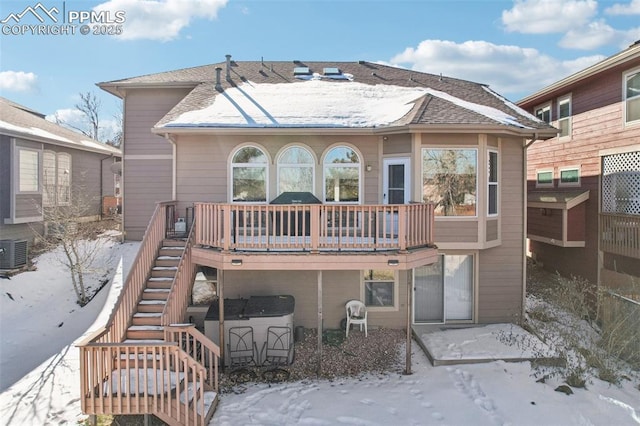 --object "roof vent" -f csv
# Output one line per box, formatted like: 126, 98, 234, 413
358, 60, 365, 64
225, 54, 232, 80
215, 67, 222, 90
